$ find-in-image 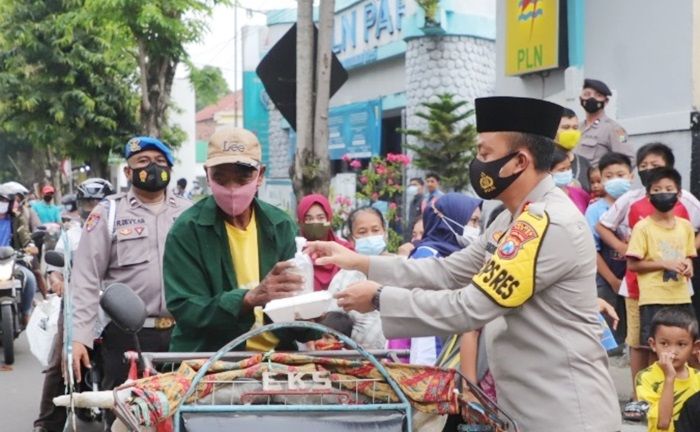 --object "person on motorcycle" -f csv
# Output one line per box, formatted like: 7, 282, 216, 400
163, 126, 318, 353
60, 193, 80, 225
33, 178, 114, 432
68, 137, 190, 427
31, 185, 62, 224
0, 185, 39, 327
3, 181, 40, 231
